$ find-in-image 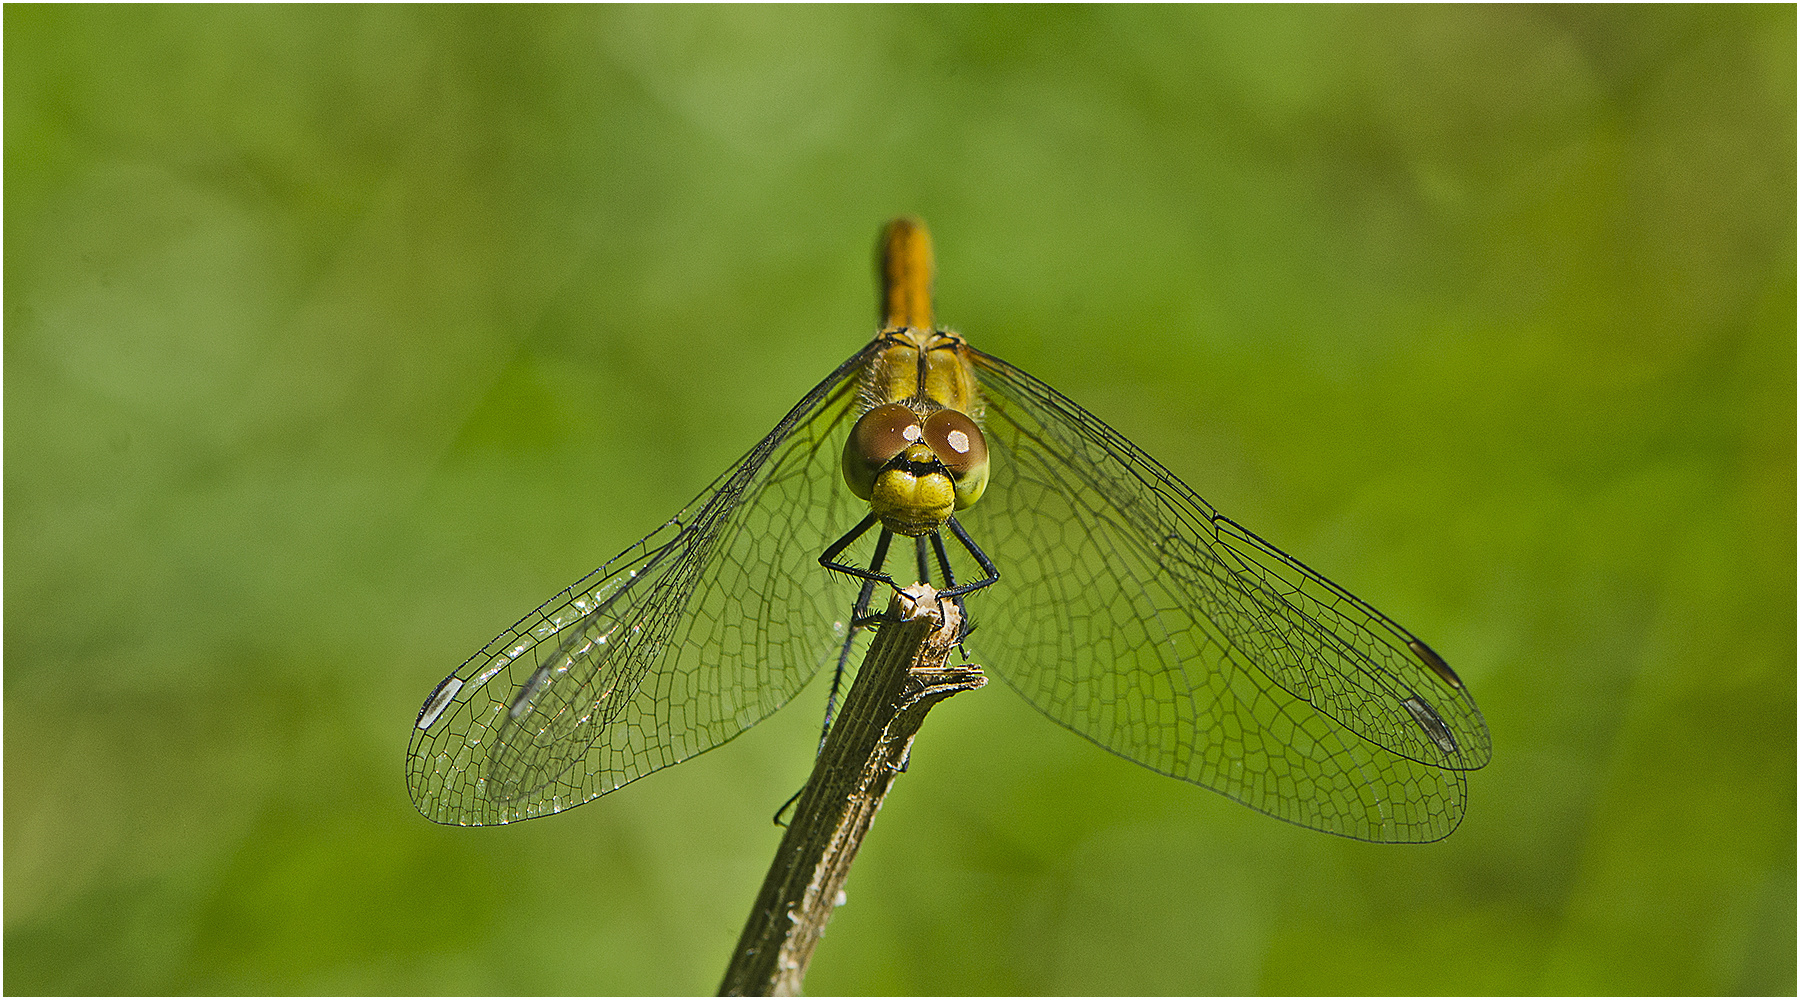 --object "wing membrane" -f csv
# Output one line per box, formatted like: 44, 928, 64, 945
406, 343, 876, 826
408, 330, 1490, 841
964, 347, 1489, 842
